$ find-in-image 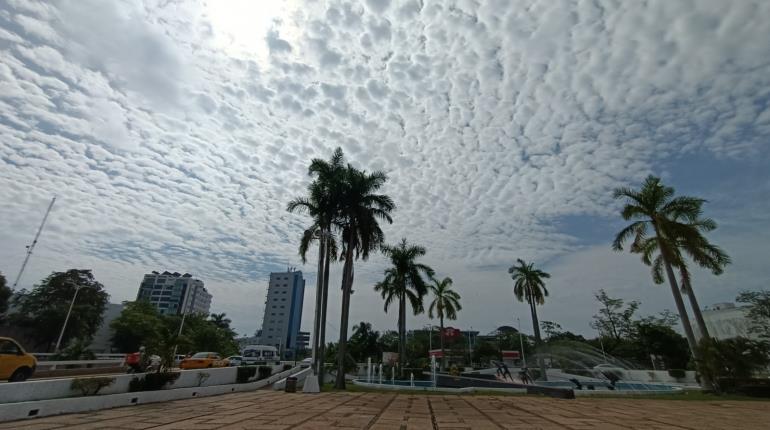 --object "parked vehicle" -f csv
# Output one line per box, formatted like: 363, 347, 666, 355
227, 356, 243, 366
125, 348, 161, 373
241, 345, 280, 365
179, 352, 229, 369
0, 337, 37, 382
